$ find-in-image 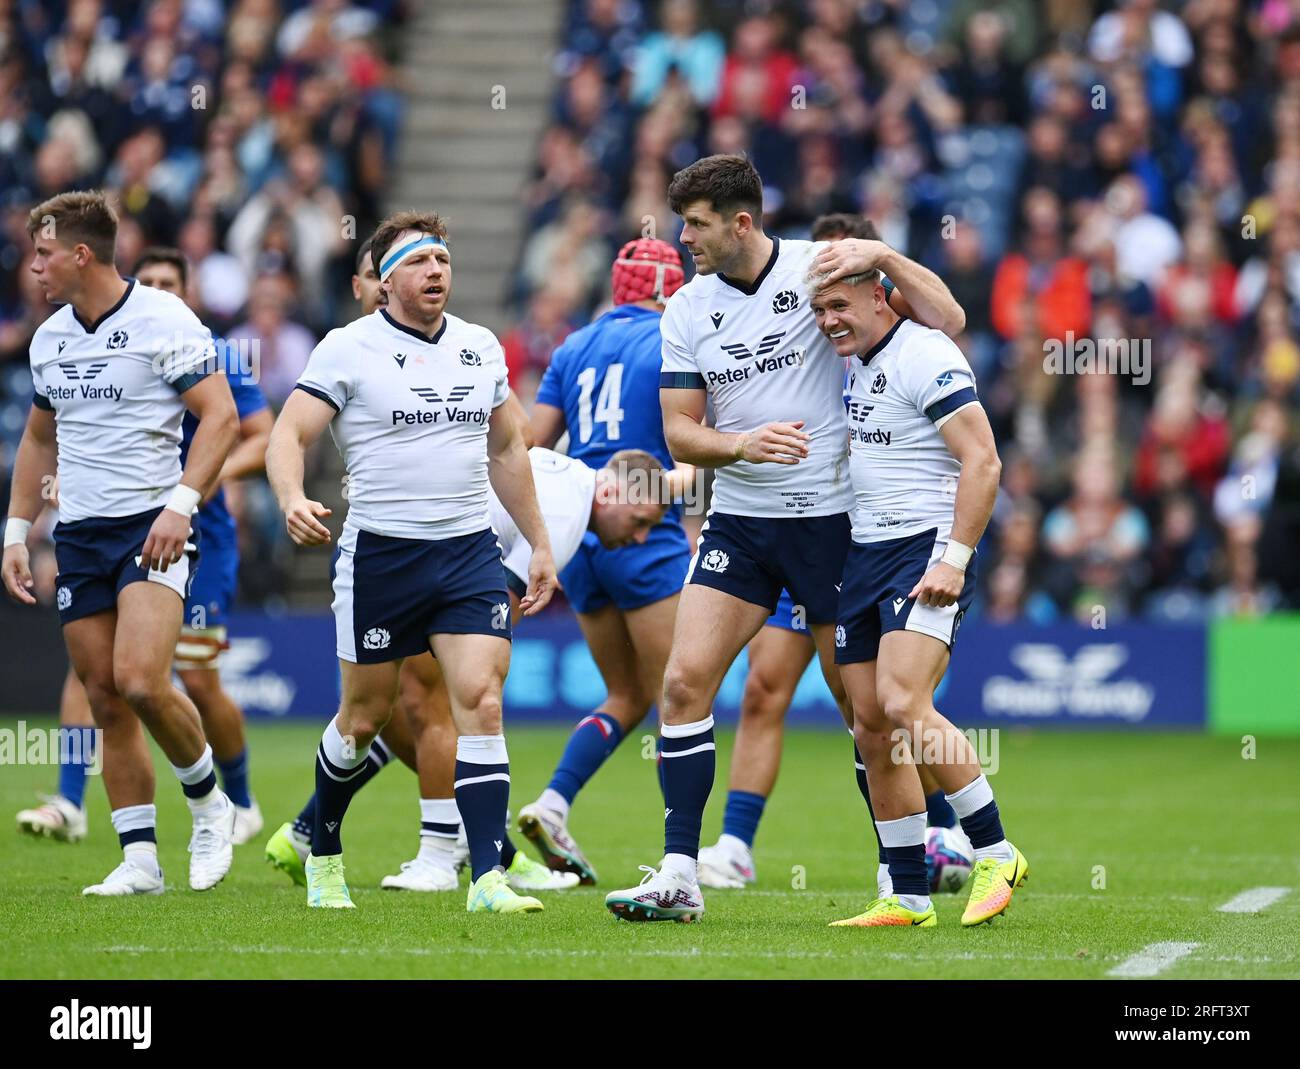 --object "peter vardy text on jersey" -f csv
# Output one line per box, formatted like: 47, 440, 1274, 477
46, 384, 124, 402
391, 406, 488, 425
704, 347, 806, 386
